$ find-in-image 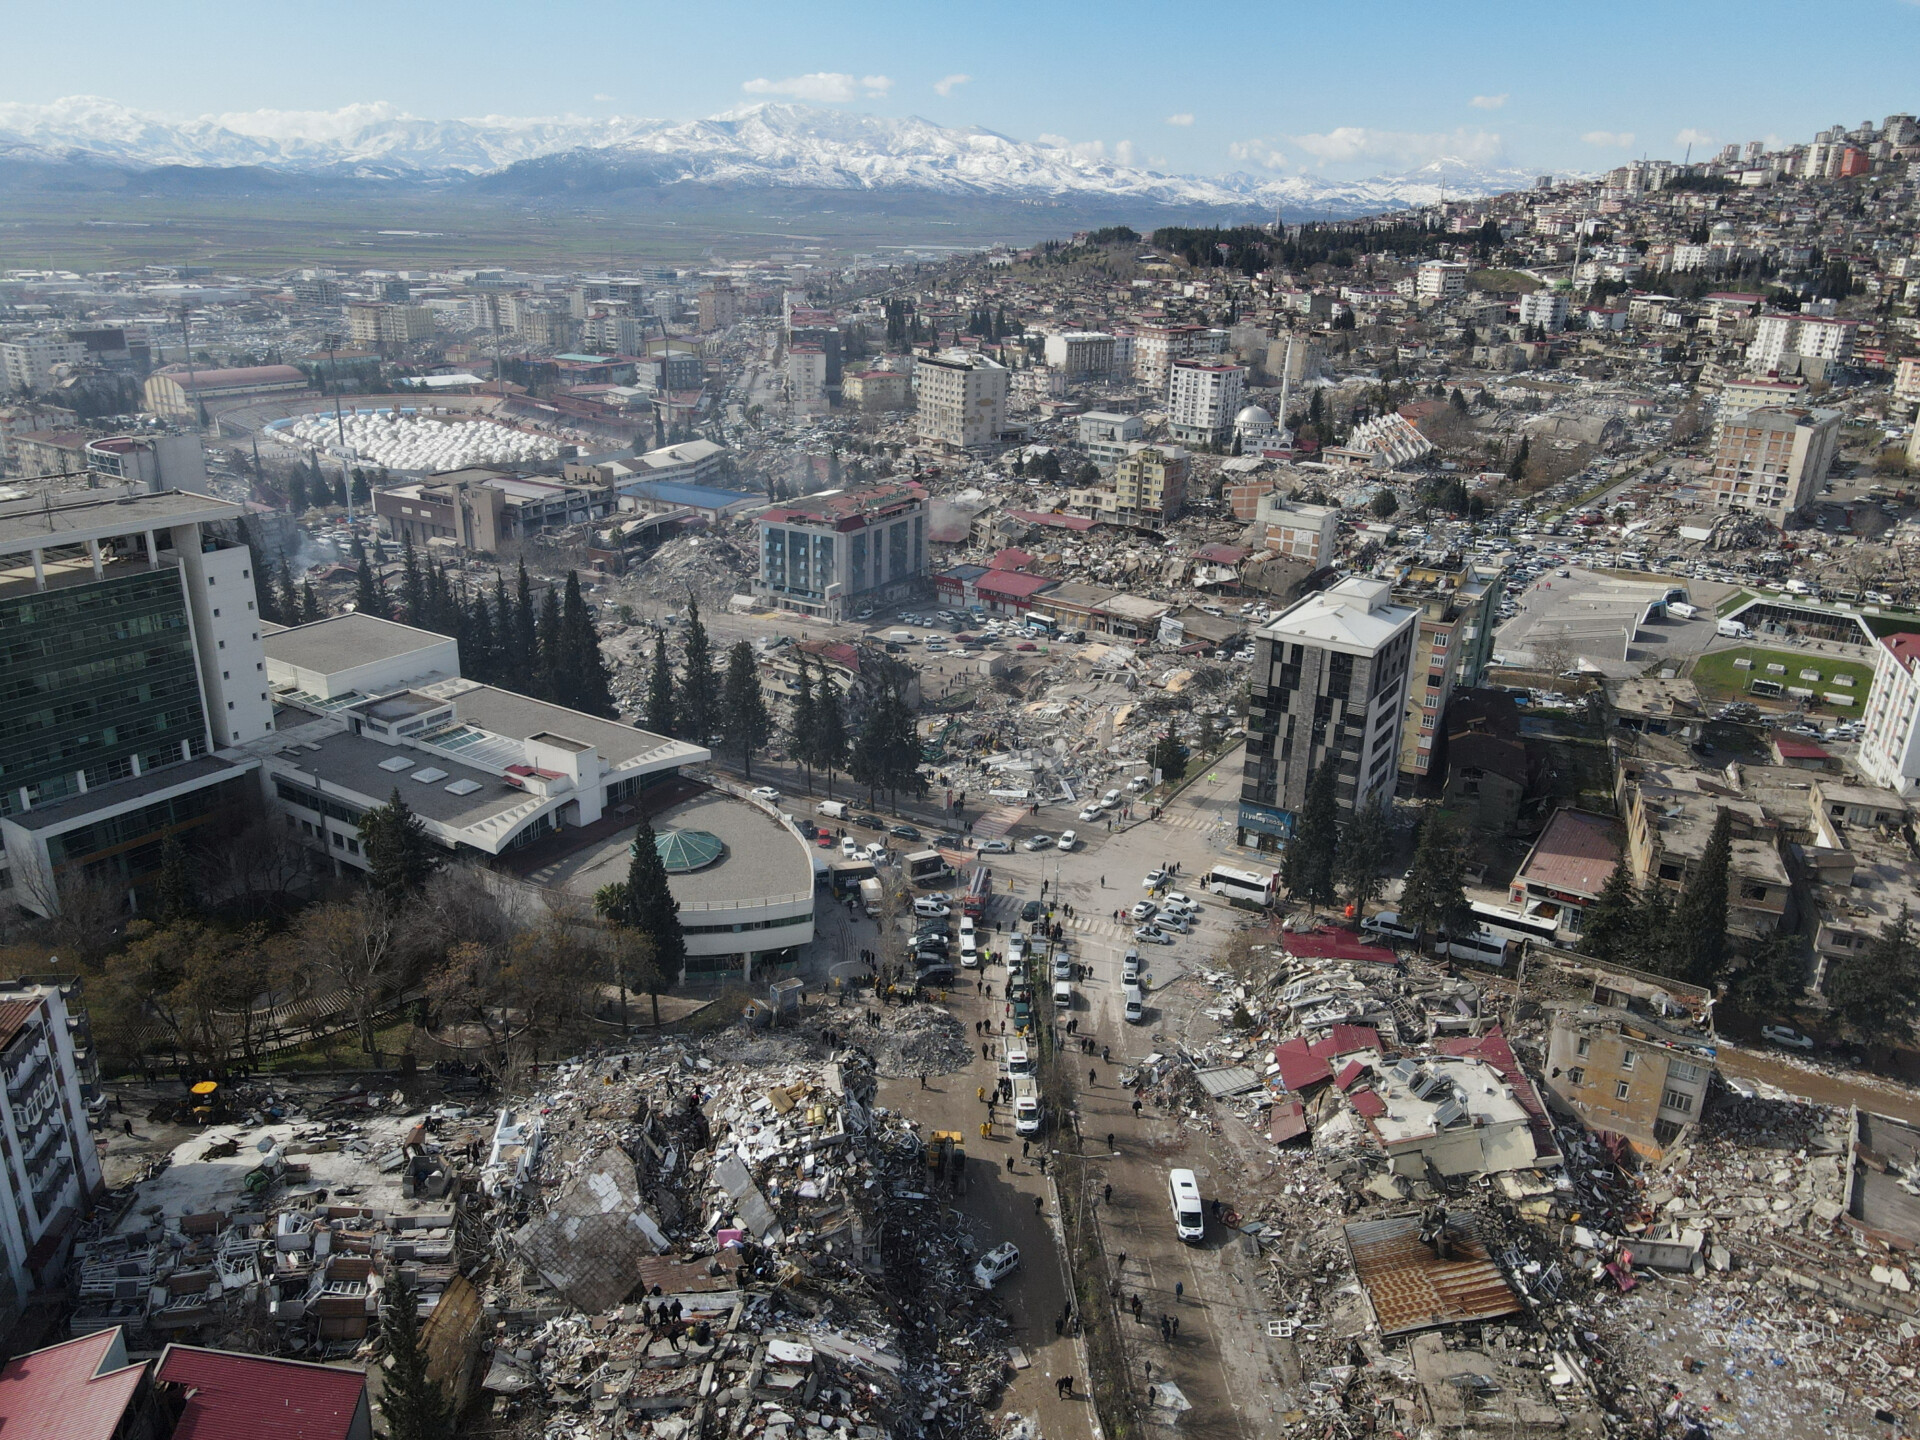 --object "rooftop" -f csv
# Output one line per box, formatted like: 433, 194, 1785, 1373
1513, 808, 1622, 902
262, 613, 454, 679
1262, 576, 1417, 654
548, 790, 814, 909
156, 1343, 367, 1440
0, 1331, 144, 1440
420, 679, 704, 772
760, 481, 926, 529
0, 487, 242, 555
